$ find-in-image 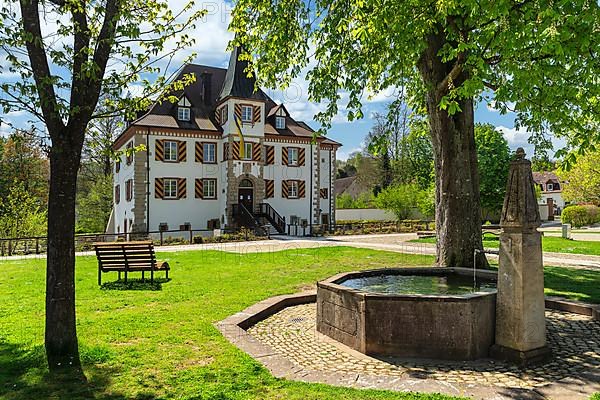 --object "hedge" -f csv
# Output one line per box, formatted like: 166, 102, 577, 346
561, 205, 600, 228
